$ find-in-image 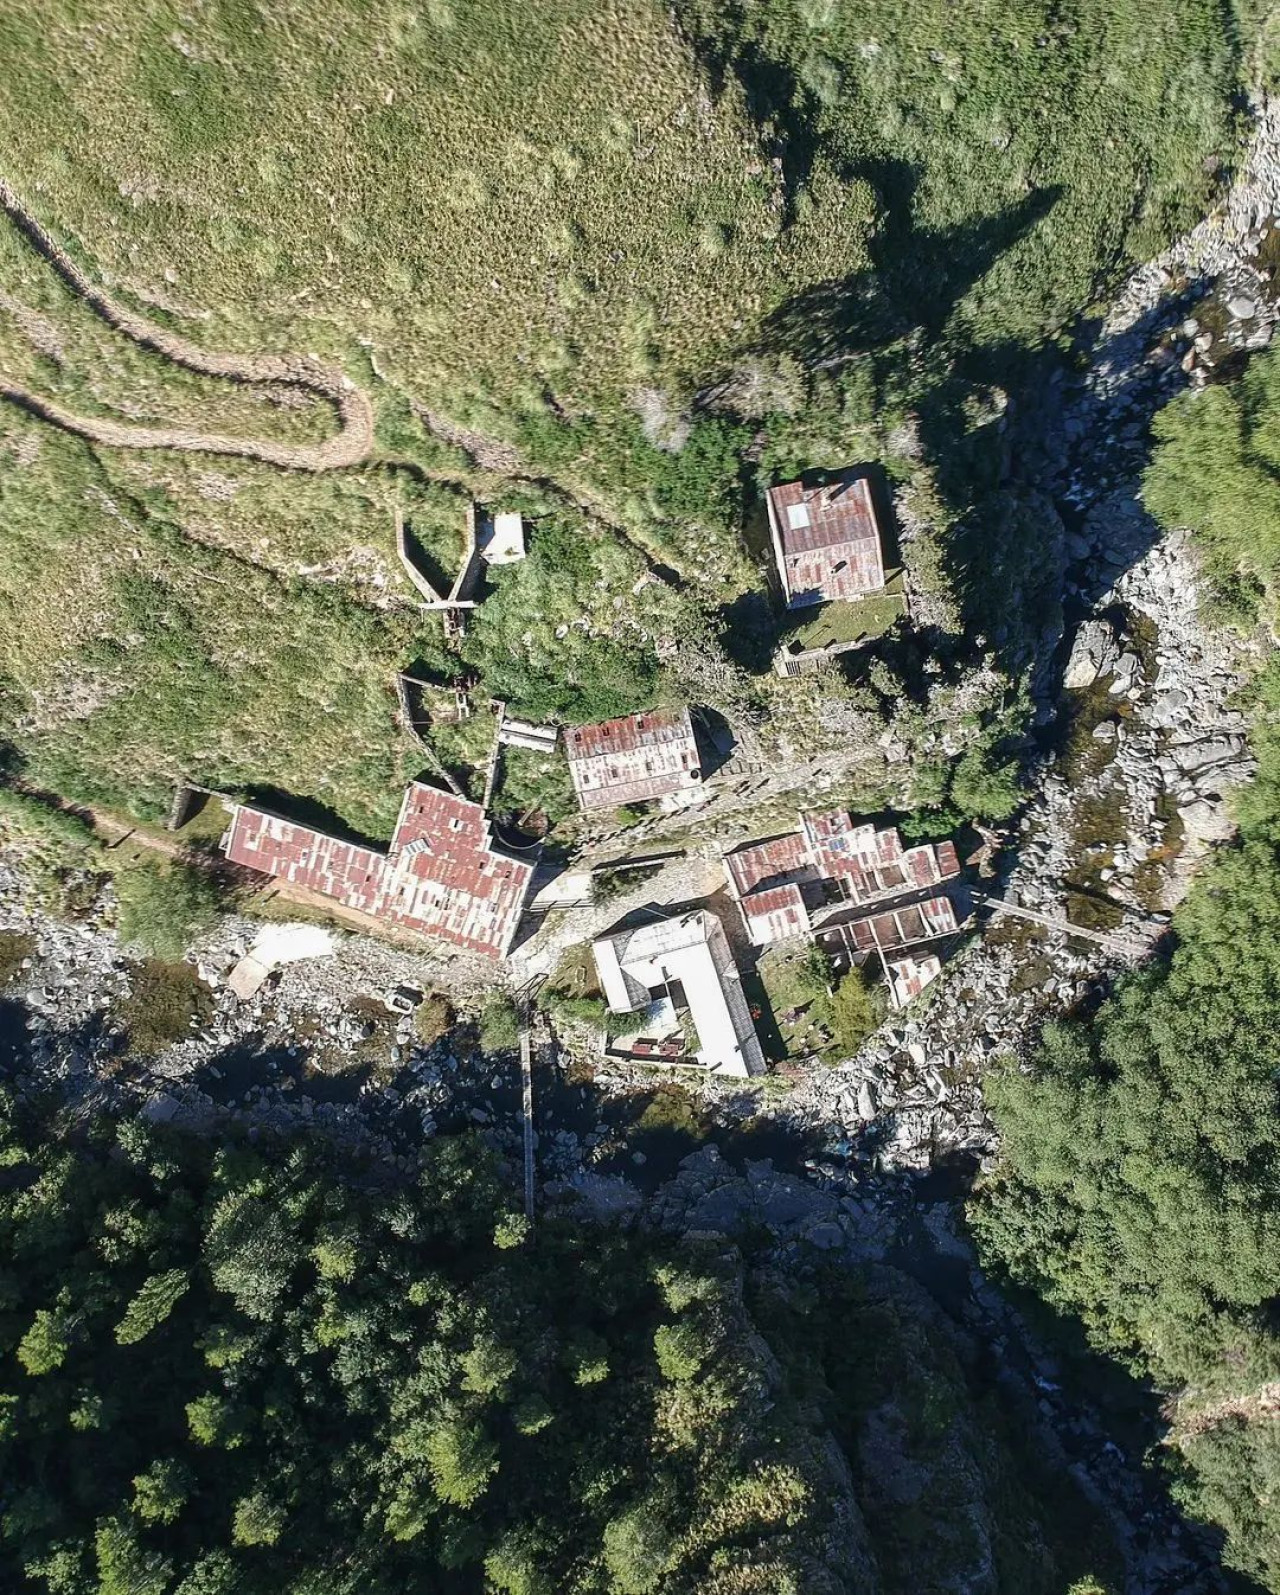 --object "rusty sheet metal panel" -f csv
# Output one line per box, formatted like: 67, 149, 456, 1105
224, 785, 534, 959
724, 832, 811, 898
767, 471, 886, 606
843, 892, 959, 953
742, 882, 811, 944
565, 707, 701, 812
